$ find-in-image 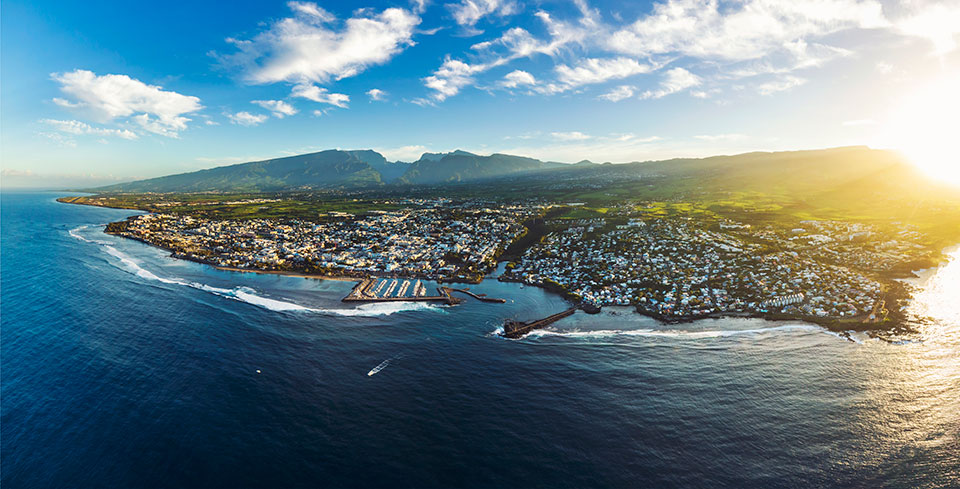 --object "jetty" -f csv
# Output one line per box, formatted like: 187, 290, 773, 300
443, 287, 507, 303
501, 308, 577, 339
343, 278, 463, 305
